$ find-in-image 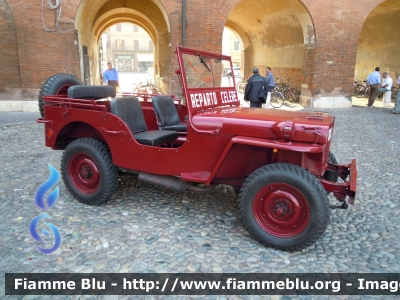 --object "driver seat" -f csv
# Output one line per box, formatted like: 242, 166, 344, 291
152, 96, 187, 132
110, 97, 178, 146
